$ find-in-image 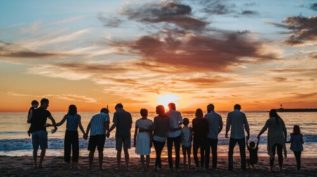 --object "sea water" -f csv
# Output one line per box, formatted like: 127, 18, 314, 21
0, 112, 316, 157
